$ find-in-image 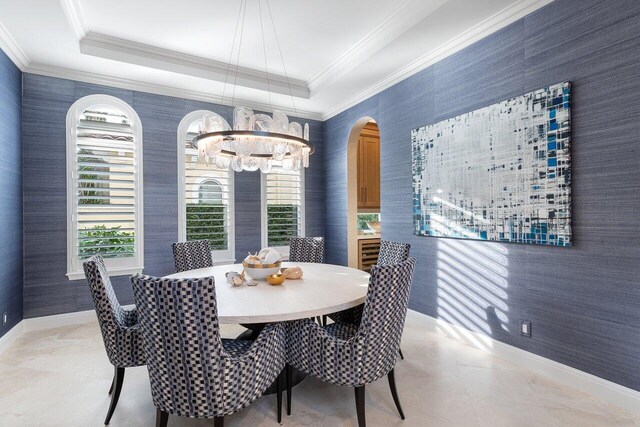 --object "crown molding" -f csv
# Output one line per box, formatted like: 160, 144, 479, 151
79, 32, 311, 99
322, 0, 556, 120
308, 0, 443, 96
24, 63, 323, 121
0, 20, 29, 70
59, 0, 86, 39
